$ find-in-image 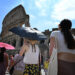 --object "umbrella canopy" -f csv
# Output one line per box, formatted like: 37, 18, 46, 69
9, 27, 47, 41
0, 42, 15, 50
